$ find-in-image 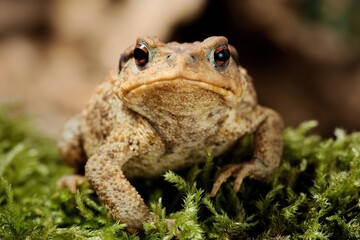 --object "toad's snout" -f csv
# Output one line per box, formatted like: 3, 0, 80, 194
165, 51, 196, 66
